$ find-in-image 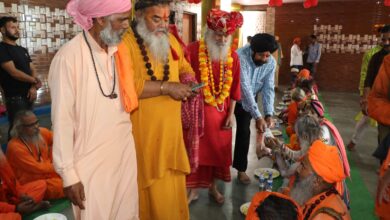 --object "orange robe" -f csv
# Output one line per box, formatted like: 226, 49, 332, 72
303, 192, 351, 220
246, 191, 303, 220
368, 55, 390, 125
6, 128, 64, 200
287, 134, 300, 151
0, 201, 21, 220
376, 148, 390, 219
0, 157, 46, 204
286, 101, 299, 137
